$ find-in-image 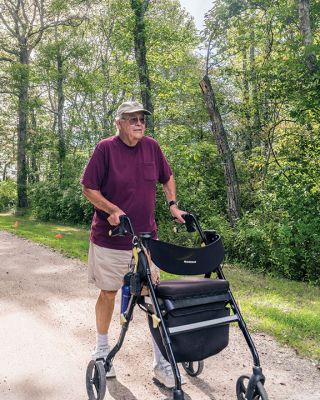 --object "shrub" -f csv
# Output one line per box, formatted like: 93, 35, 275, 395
58, 182, 94, 224
155, 141, 233, 251
0, 180, 17, 212
30, 179, 93, 225
232, 187, 320, 285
